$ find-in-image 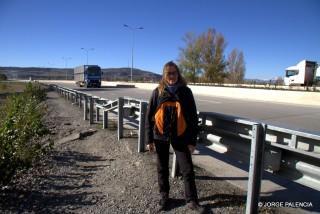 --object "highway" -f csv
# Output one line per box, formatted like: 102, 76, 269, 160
54, 82, 320, 134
